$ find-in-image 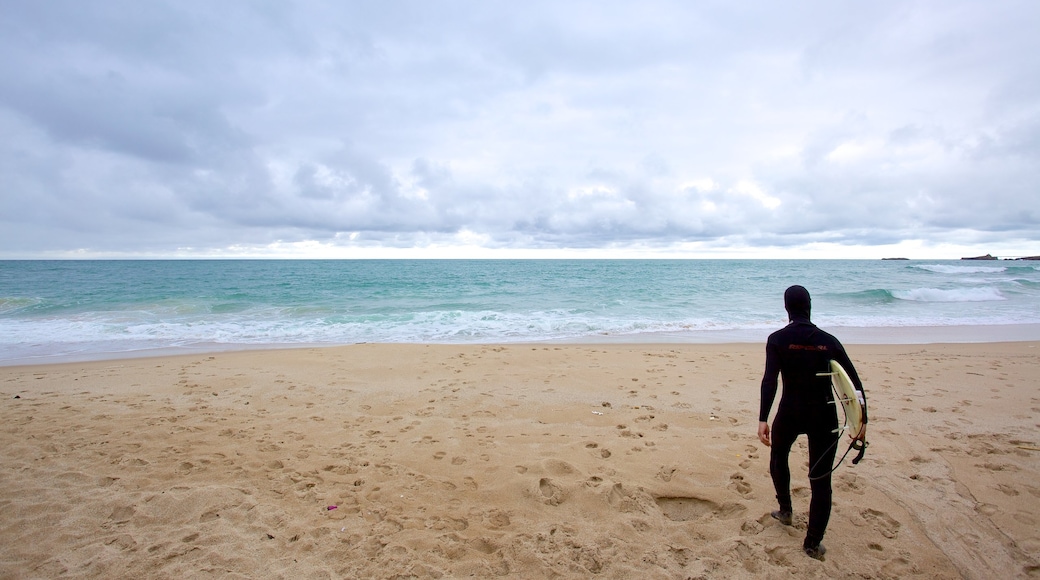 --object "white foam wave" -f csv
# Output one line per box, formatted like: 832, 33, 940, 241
915, 264, 1006, 275
0, 308, 781, 360
891, 287, 1005, 302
